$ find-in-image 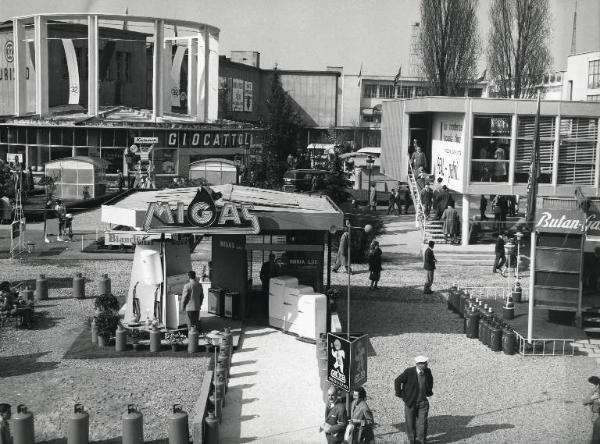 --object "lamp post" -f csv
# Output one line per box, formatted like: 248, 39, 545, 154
504, 240, 515, 301
206, 330, 223, 419
366, 156, 374, 208
515, 232, 523, 280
